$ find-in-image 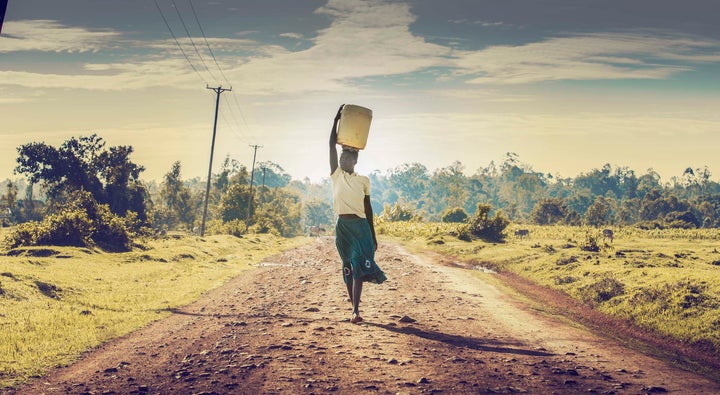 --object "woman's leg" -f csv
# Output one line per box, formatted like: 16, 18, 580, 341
345, 277, 354, 303
351, 279, 363, 322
